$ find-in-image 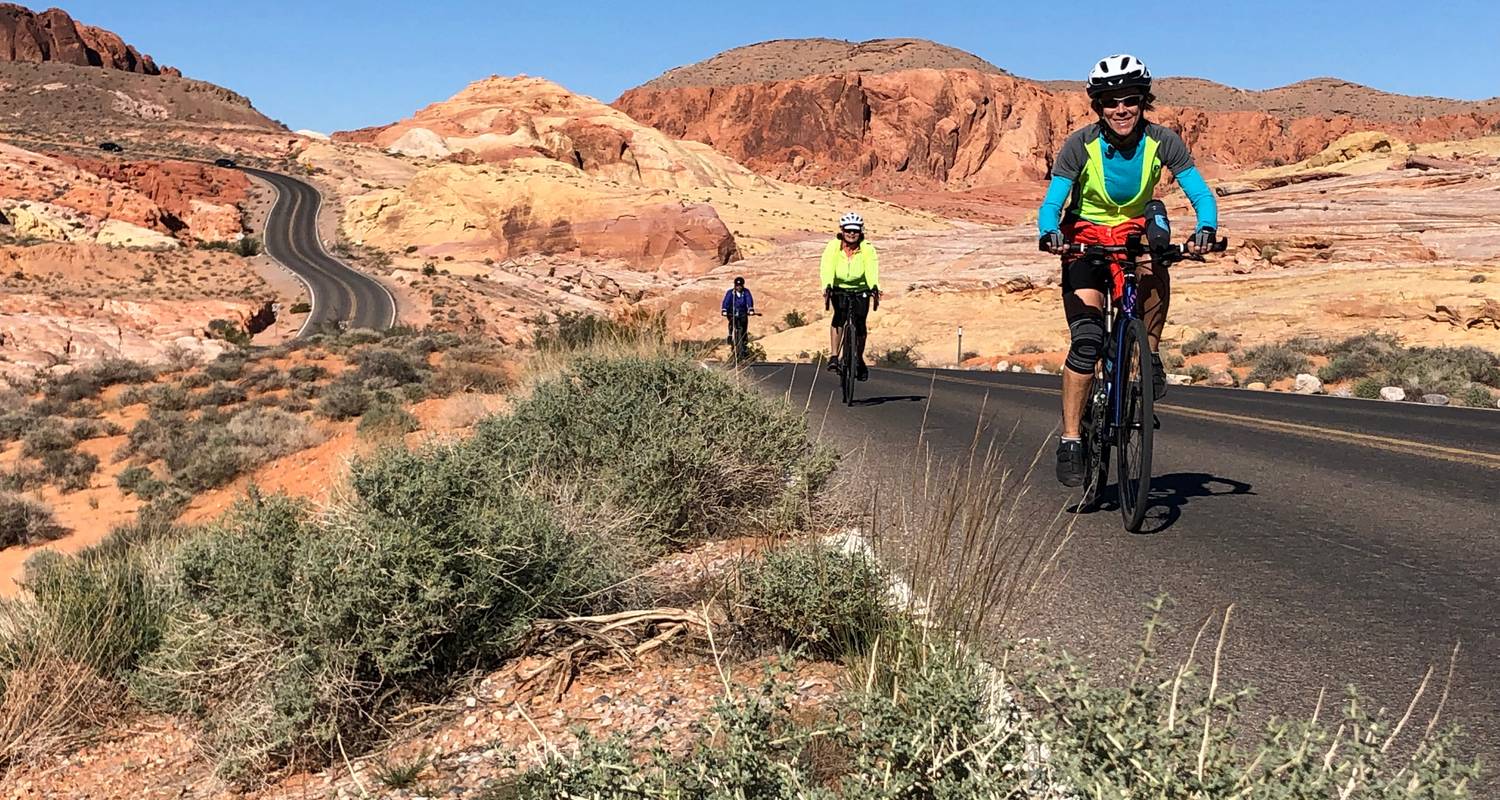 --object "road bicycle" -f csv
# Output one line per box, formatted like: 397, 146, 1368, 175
826, 289, 871, 406
726, 310, 760, 366
1044, 234, 1227, 531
